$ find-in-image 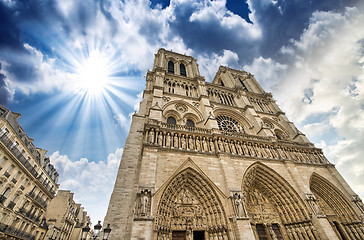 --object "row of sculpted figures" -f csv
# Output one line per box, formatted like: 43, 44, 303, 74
146, 128, 328, 164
